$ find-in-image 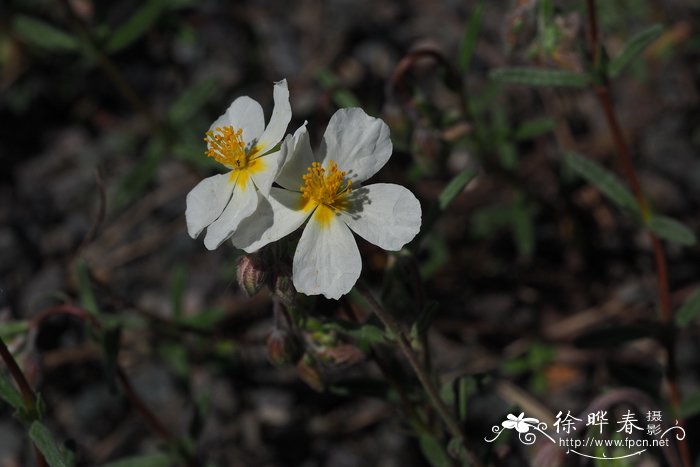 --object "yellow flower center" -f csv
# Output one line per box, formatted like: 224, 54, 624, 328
204, 126, 265, 188
301, 161, 352, 208
204, 126, 249, 169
